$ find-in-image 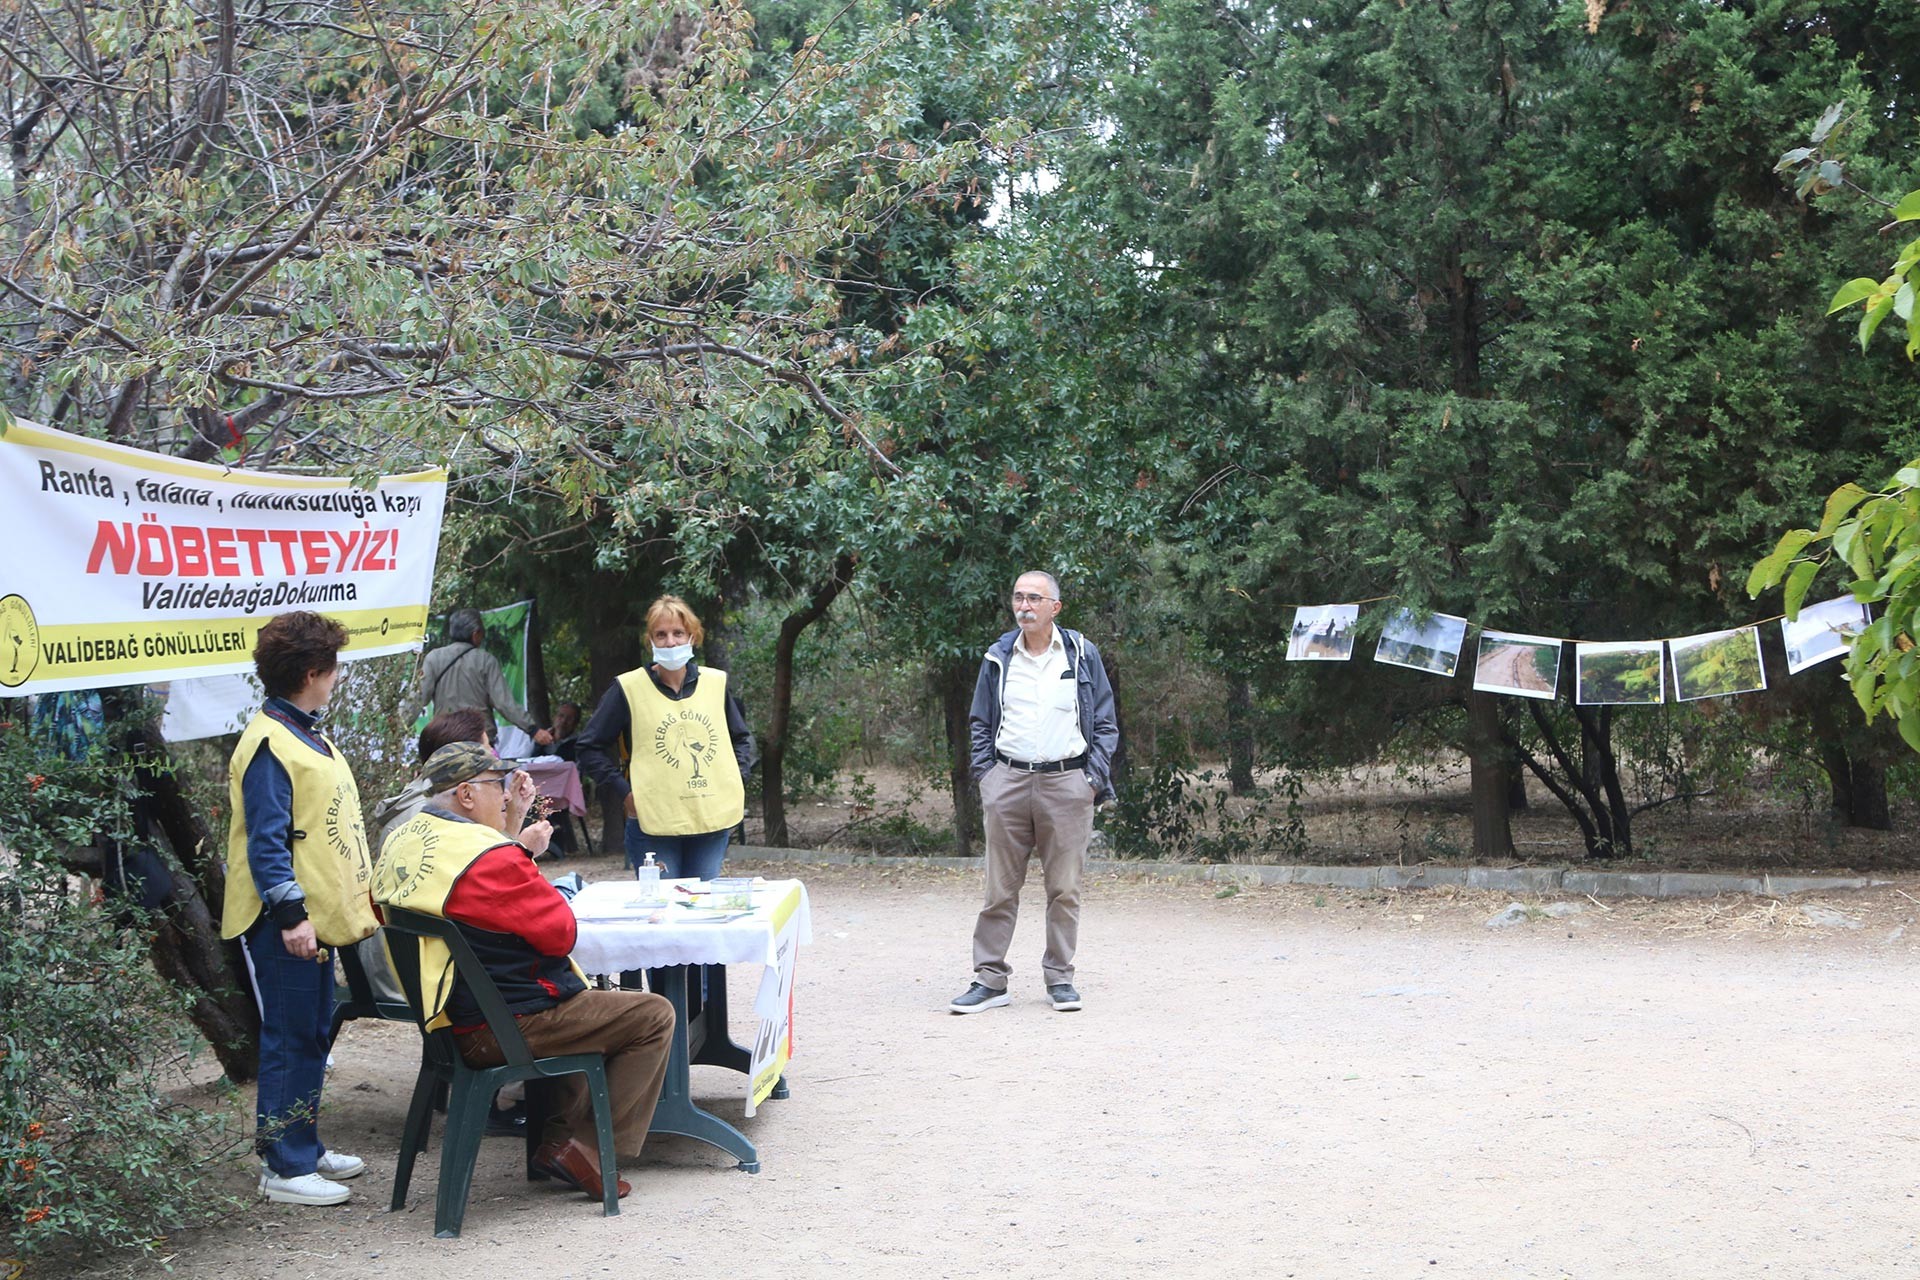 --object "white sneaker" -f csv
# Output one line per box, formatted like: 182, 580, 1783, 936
259, 1169, 351, 1206
315, 1150, 365, 1180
